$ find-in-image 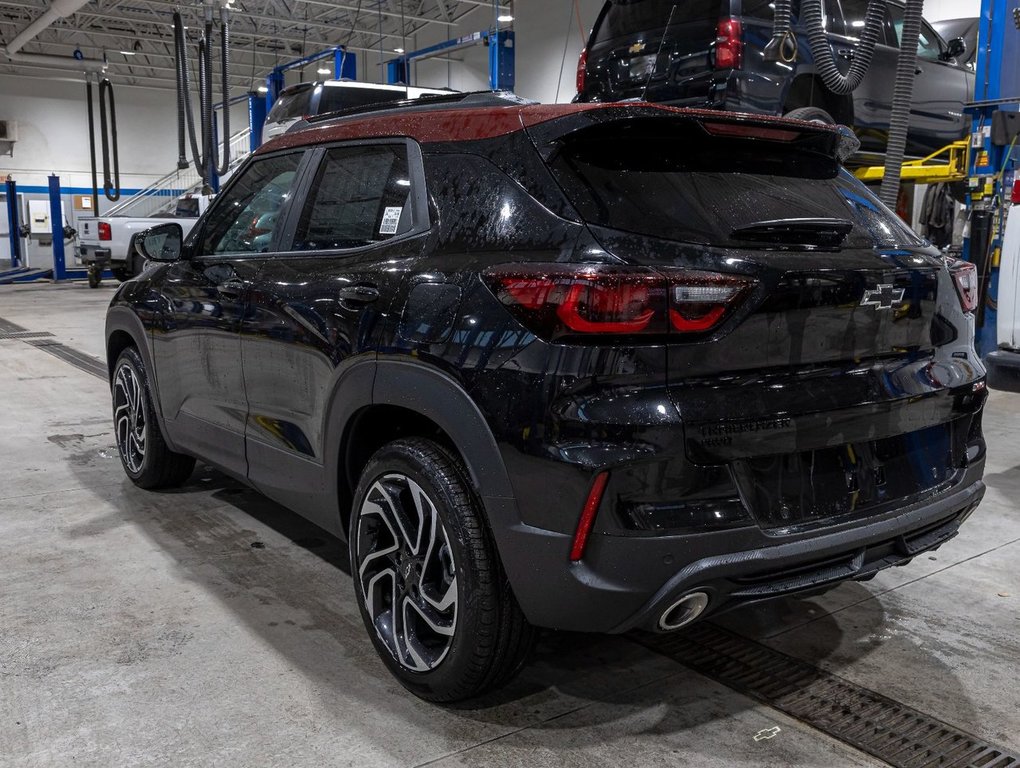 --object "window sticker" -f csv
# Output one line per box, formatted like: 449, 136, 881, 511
380, 206, 403, 235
